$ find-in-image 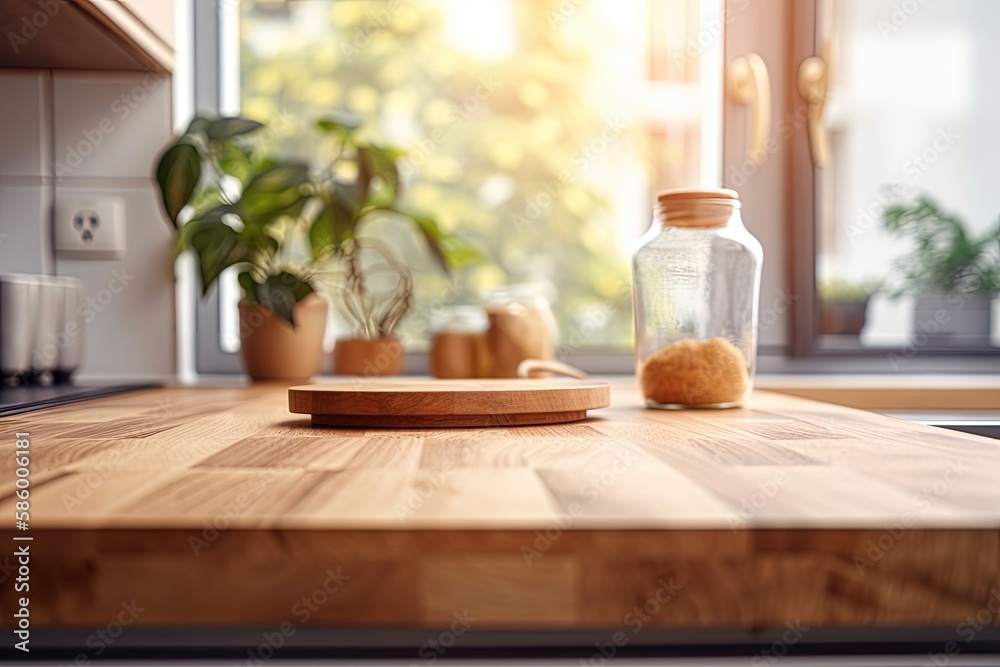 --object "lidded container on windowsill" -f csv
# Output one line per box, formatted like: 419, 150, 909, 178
632, 188, 763, 409
429, 305, 489, 379
480, 283, 557, 378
